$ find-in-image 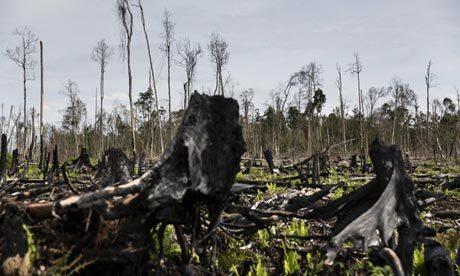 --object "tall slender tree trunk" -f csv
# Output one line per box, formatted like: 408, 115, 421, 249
137, 1, 164, 153
99, 65, 105, 153
23, 65, 27, 155
39, 41, 44, 168
167, 46, 172, 140
127, 37, 136, 160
